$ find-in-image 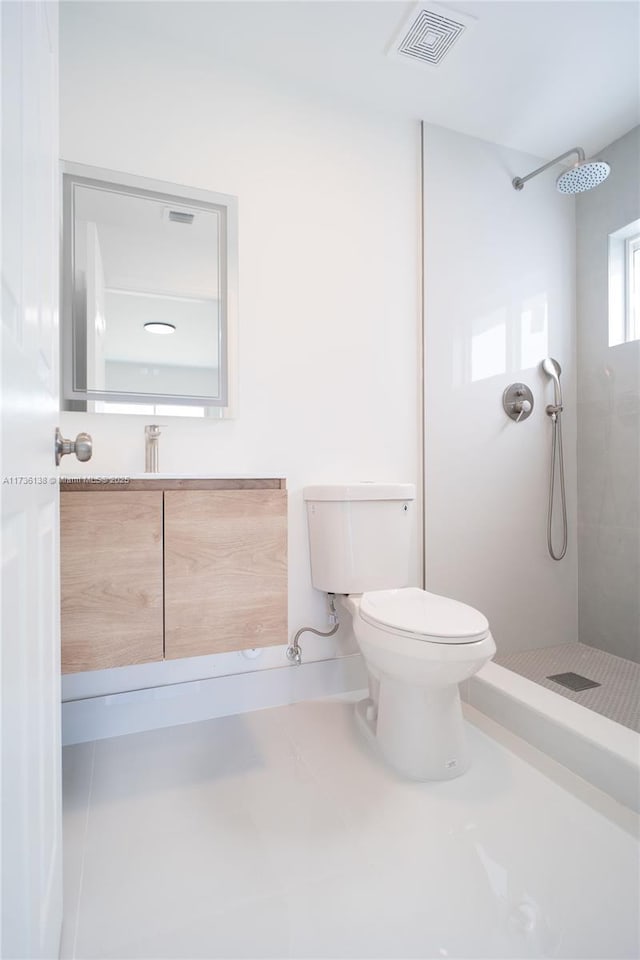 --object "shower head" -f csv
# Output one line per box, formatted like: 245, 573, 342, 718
513, 147, 610, 195
556, 160, 610, 194
542, 357, 563, 407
